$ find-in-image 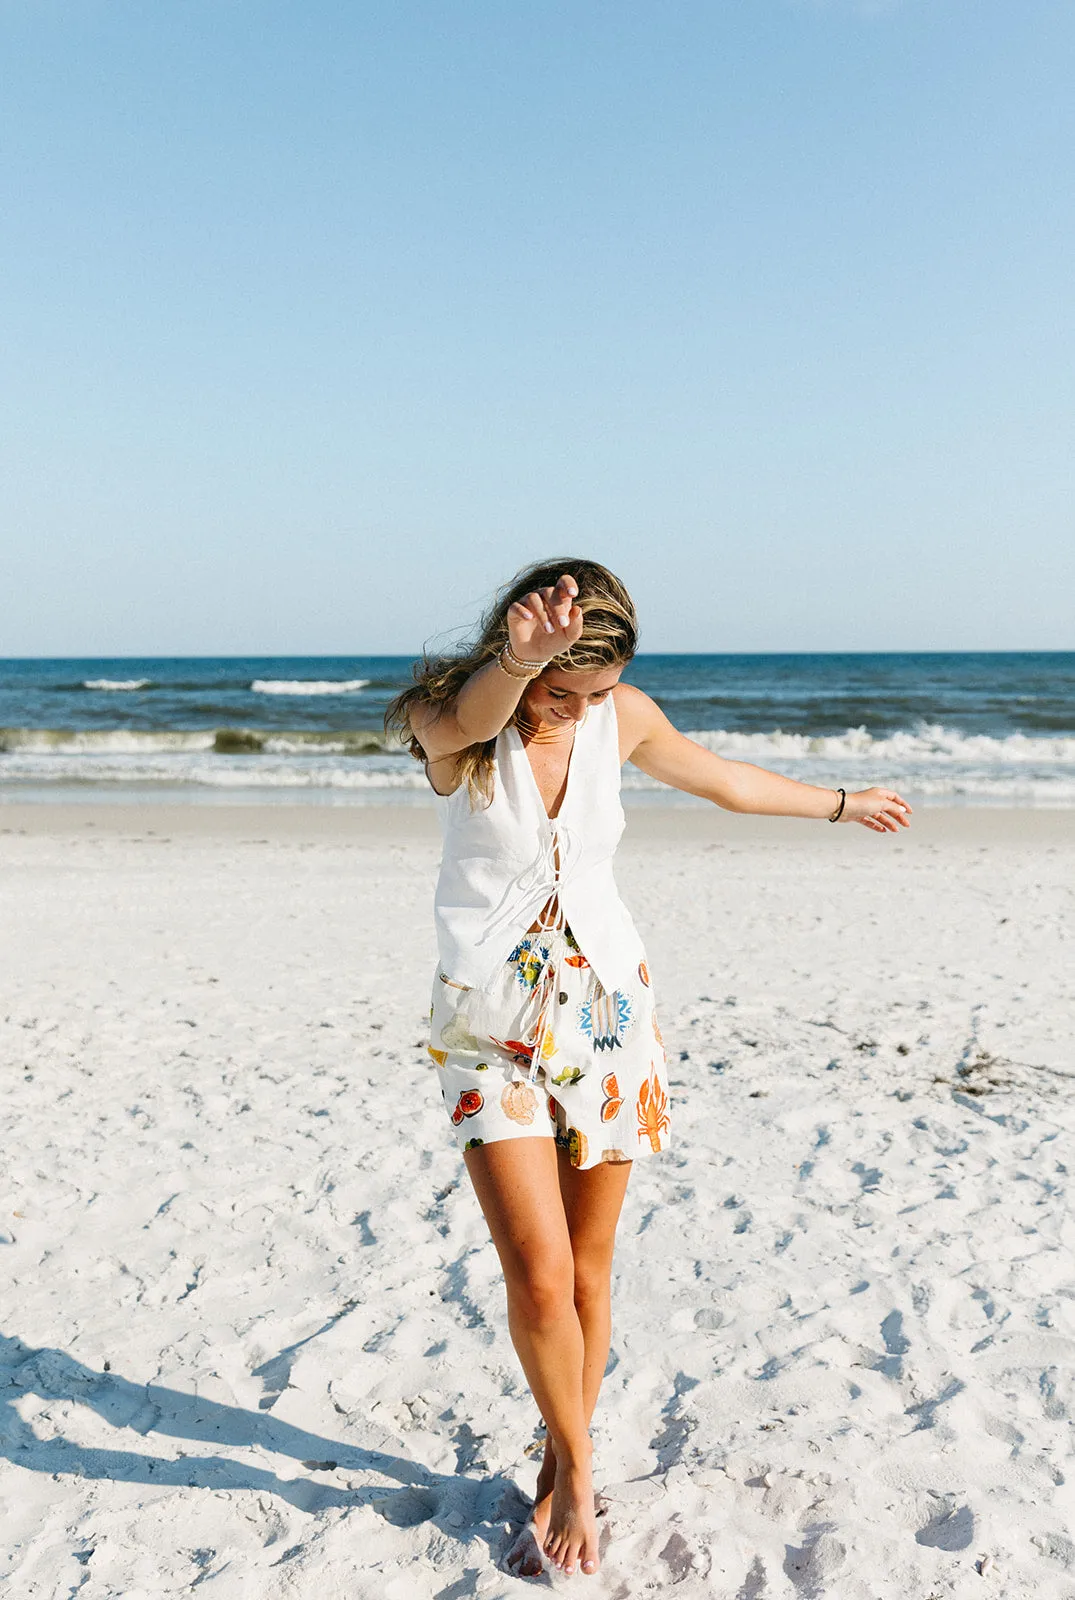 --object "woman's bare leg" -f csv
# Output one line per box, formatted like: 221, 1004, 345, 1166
533, 1151, 632, 1507
463, 1138, 604, 1576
